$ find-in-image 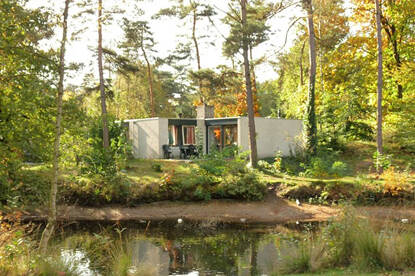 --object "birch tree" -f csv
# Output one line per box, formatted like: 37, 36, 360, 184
375, 0, 383, 173
39, 0, 70, 253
